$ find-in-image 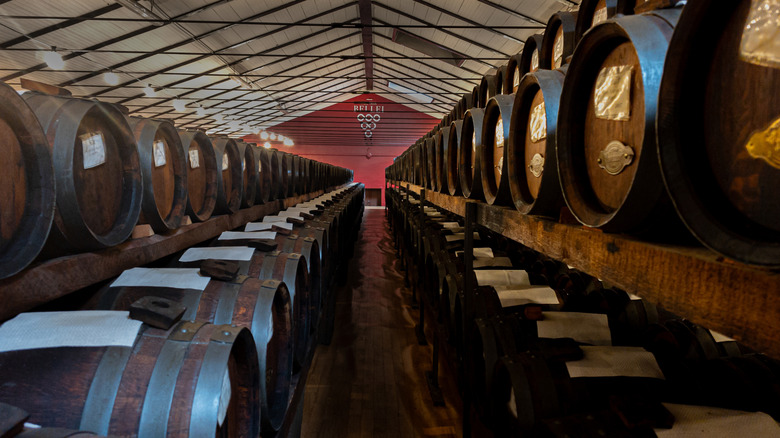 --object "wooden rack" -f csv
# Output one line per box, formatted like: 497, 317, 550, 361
390, 181, 780, 359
